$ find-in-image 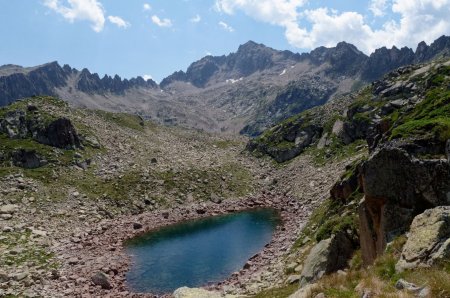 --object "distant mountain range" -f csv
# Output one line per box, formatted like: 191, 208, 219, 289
1, 35, 449, 135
